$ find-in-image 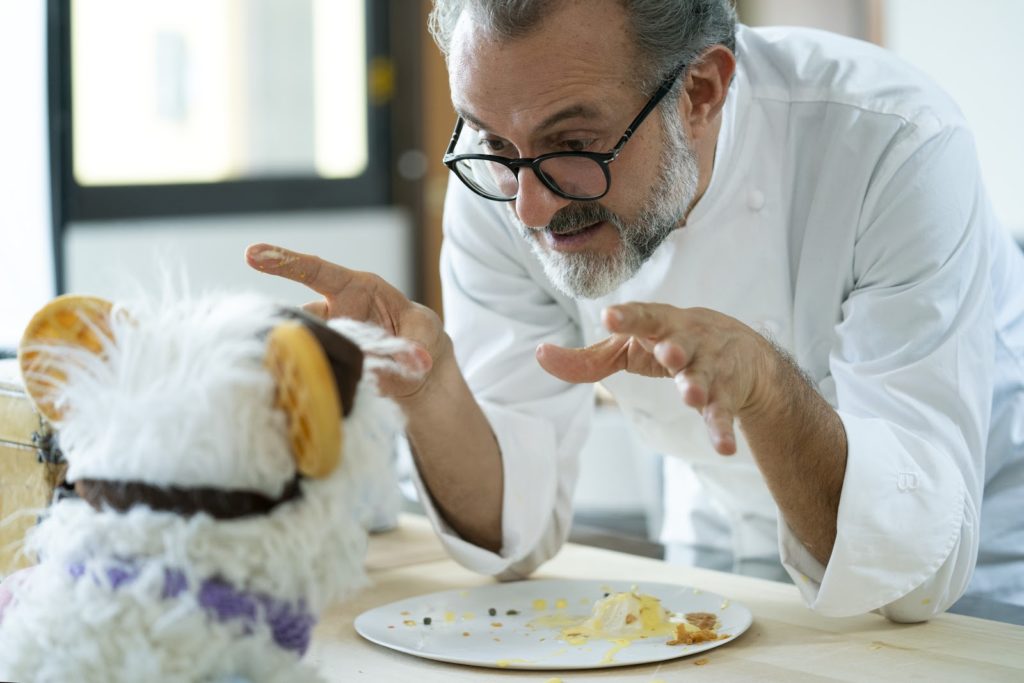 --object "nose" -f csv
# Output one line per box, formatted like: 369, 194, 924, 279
514, 168, 572, 229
